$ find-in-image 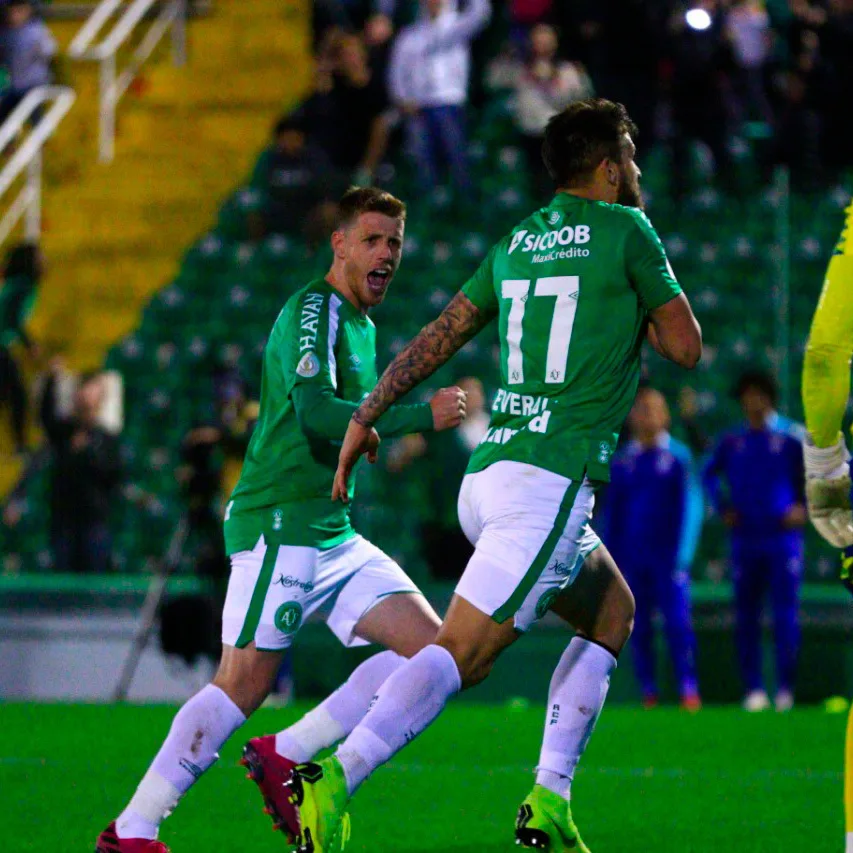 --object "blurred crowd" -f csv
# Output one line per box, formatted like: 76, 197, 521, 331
251, 0, 853, 241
